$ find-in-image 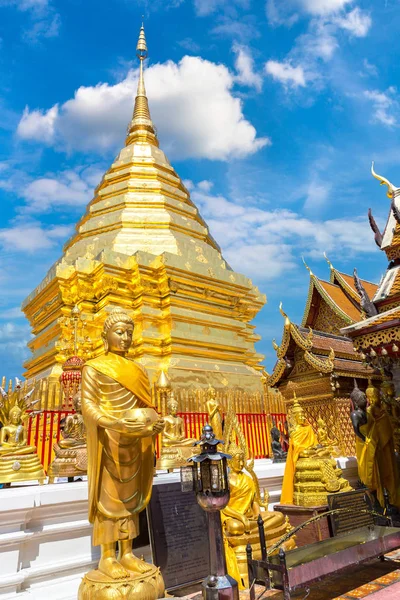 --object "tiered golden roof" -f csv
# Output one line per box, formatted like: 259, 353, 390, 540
22, 25, 265, 395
